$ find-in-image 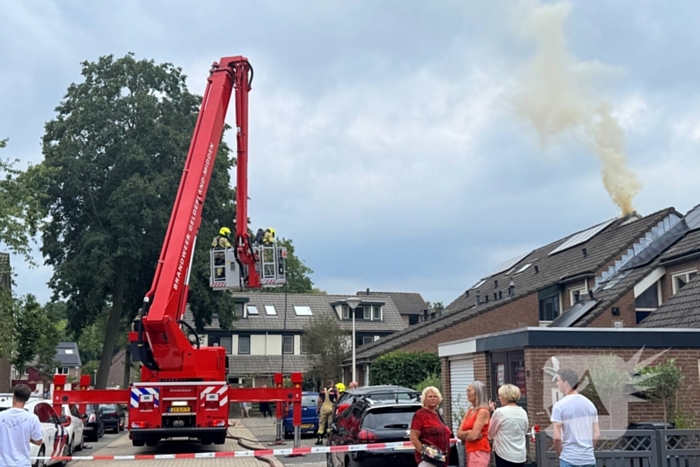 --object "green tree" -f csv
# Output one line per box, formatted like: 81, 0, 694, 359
11, 295, 60, 380
33, 53, 239, 387
370, 351, 440, 388
303, 314, 349, 383
635, 358, 684, 425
